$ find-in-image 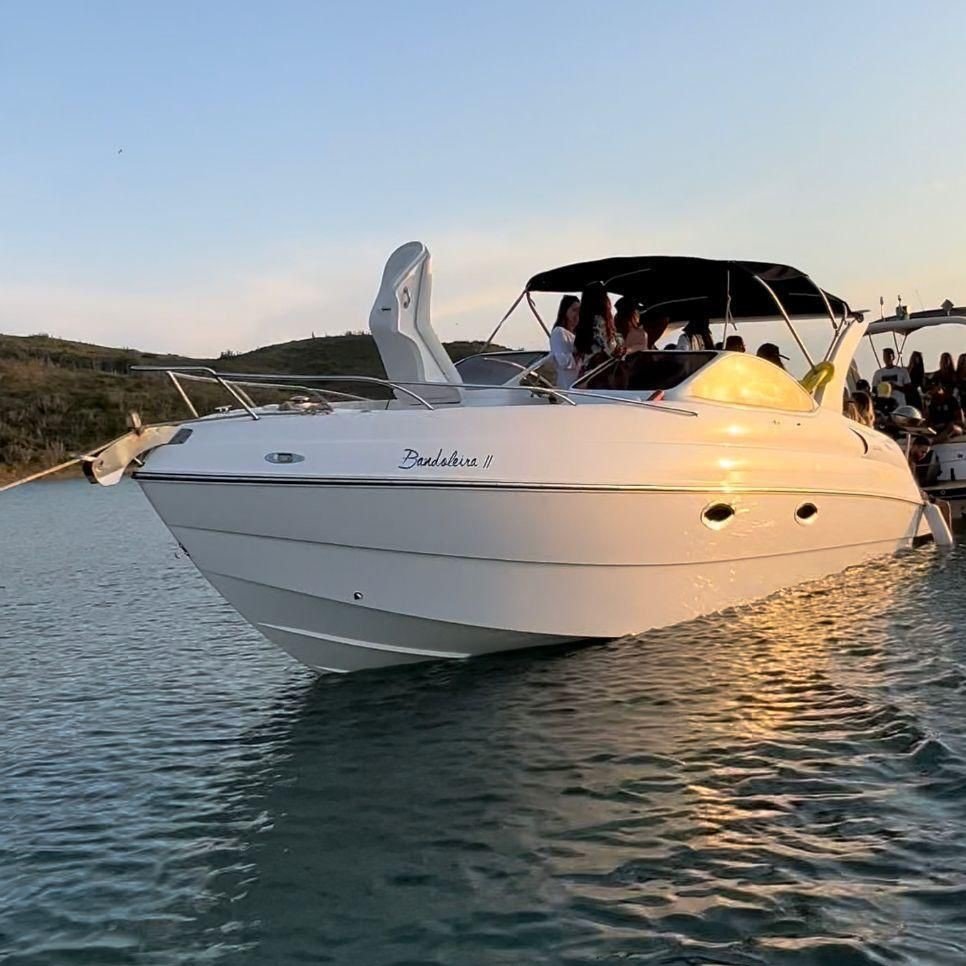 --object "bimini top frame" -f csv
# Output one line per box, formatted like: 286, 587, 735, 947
486, 254, 857, 368
865, 306, 966, 365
